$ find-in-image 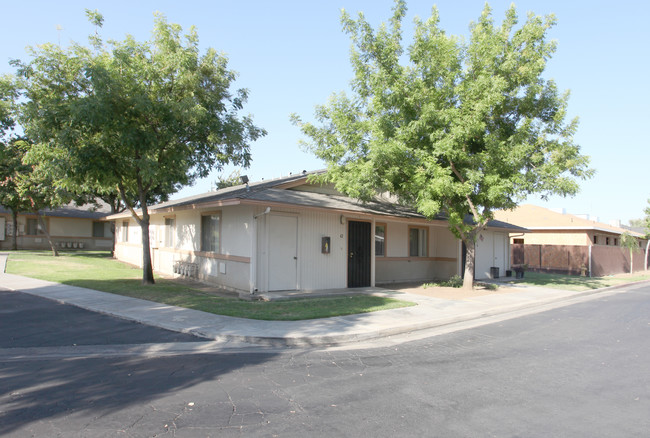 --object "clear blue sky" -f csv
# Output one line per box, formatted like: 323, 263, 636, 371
2, 1, 648, 224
